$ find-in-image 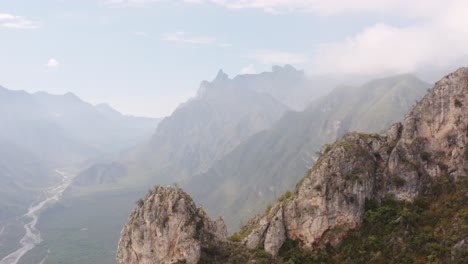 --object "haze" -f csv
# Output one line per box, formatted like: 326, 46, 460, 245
0, 1, 467, 264
1, 0, 467, 117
